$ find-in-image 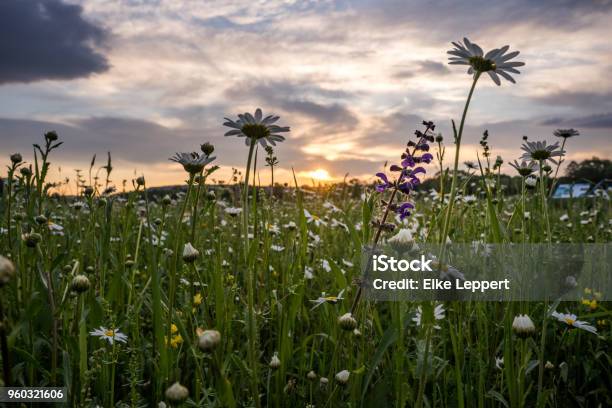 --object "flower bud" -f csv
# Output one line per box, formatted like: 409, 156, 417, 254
10, 153, 22, 164
198, 329, 221, 352
307, 370, 317, 381
35, 215, 47, 225
136, 176, 145, 186
545, 361, 555, 370
23, 232, 42, 248
20, 167, 32, 177
387, 228, 416, 254
44, 131, 59, 142
335, 370, 350, 385
125, 259, 135, 268
200, 142, 215, 156
338, 313, 358, 331
71, 275, 91, 293
319, 377, 329, 390
161, 195, 172, 206
512, 314, 535, 338
182, 242, 200, 263
0, 255, 16, 287
269, 353, 281, 369
83, 186, 94, 196
165, 382, 189, 403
